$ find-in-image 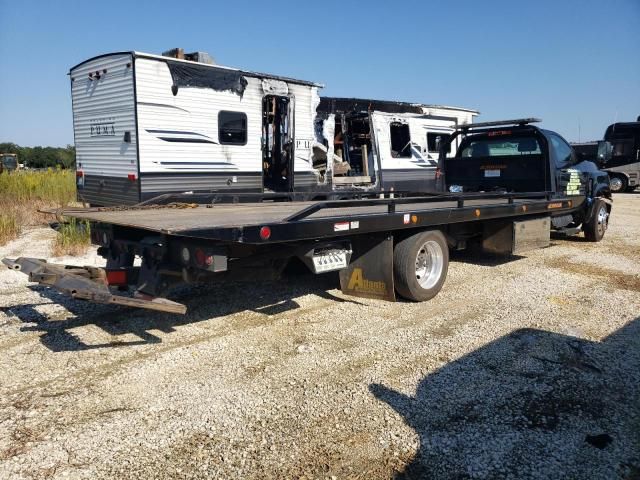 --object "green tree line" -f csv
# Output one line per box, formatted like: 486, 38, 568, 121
0, 142, 75, 169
